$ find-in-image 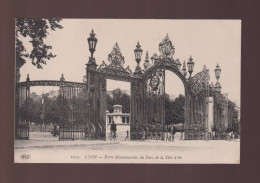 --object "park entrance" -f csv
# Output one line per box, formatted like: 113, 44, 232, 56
15, 30, 229, 140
